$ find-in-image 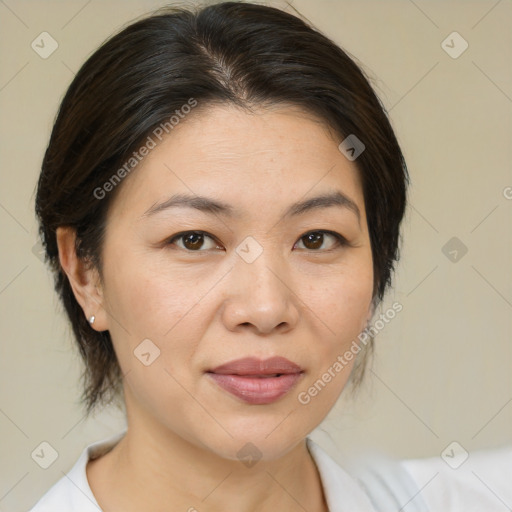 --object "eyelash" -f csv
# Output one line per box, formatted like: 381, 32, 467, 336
165, 230, 350, 253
